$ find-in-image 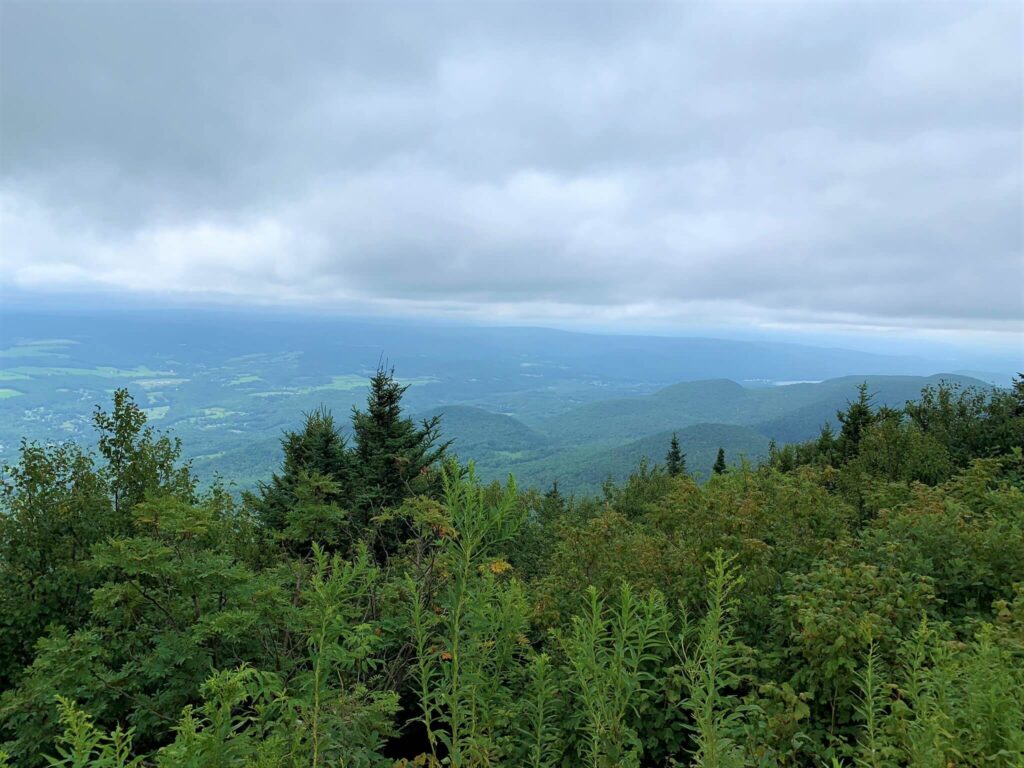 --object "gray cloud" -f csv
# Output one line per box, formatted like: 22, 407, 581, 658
1, 0, 1021, 340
